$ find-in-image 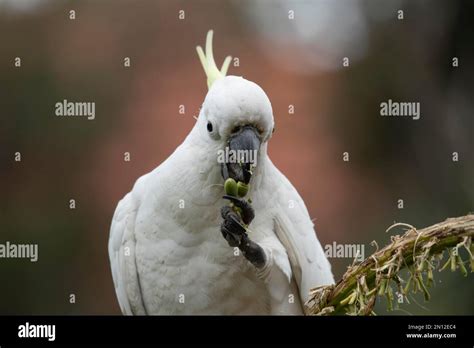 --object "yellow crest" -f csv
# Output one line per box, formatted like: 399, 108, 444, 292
196, 30, 232, 89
